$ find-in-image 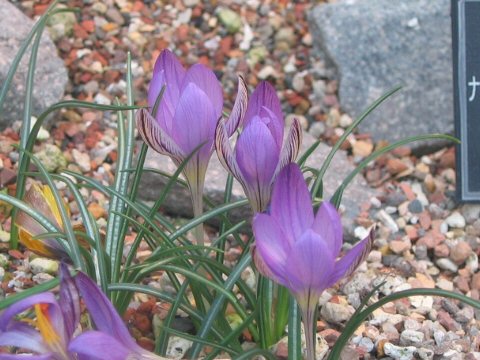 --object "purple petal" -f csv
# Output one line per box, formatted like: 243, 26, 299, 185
252, 213, 291, 287
58, 264, 80, 341
235, 121, 279, 212
244, 81, 283, 128
311, 201, 343, 258
287, 229, 335, 295
224, 75, 248, 136
136, 108, 185, 165
148, 49, 186, 130
276, 117, 302, 174
215, 118, 248, 189
69, 331, 133, 360
74, 272, 138, 350
170, 83, 217, 157
0, 327, 49, 354
328, 228, 375, 286
270, 163, 313, 243
180, 64, 223, 117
